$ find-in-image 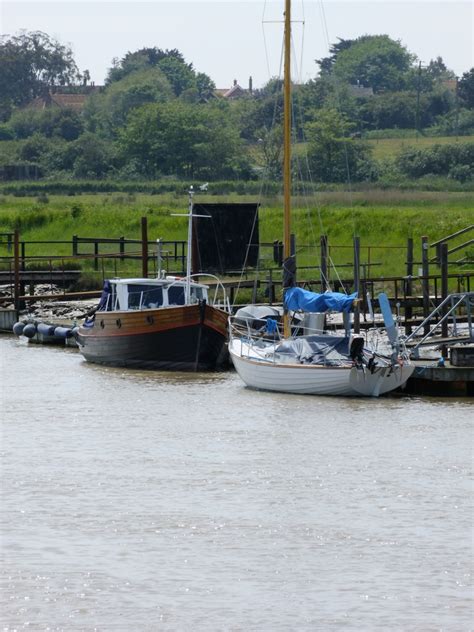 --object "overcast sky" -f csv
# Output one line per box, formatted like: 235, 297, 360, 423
1, 1, 472, 89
